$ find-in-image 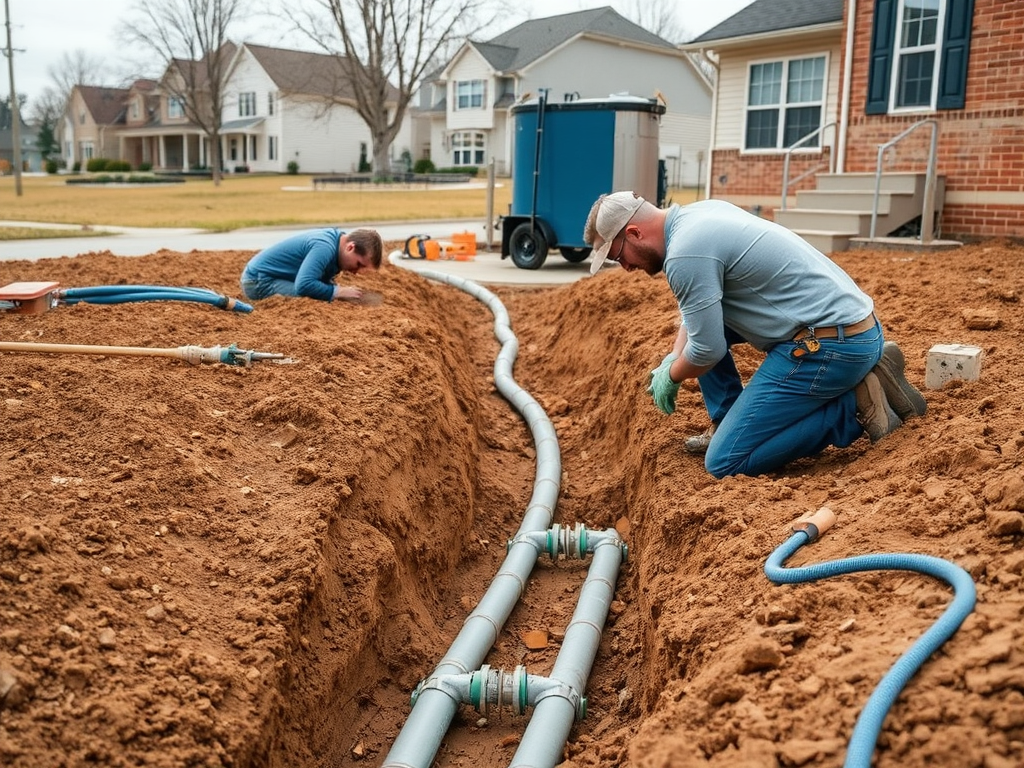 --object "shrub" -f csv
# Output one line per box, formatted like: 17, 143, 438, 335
45, 159, 59, 174
86, 158, 110, 172
412, 158, 435, 174
106, 160, 131, 172
287, 160, 299, 174
234, 165, 250, 173
0, 158, 10, 175
138, 162, 152, 172
72, 161, 81, 173
437, 166, 477, 175
64, 174, 185, 186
